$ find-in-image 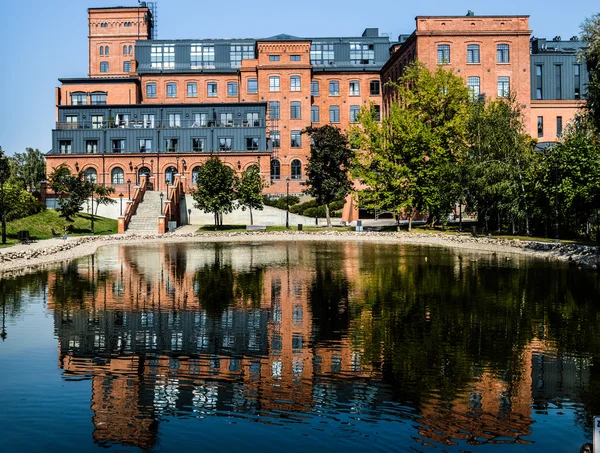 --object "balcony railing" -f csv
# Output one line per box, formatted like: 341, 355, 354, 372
55, 118, 265, 130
